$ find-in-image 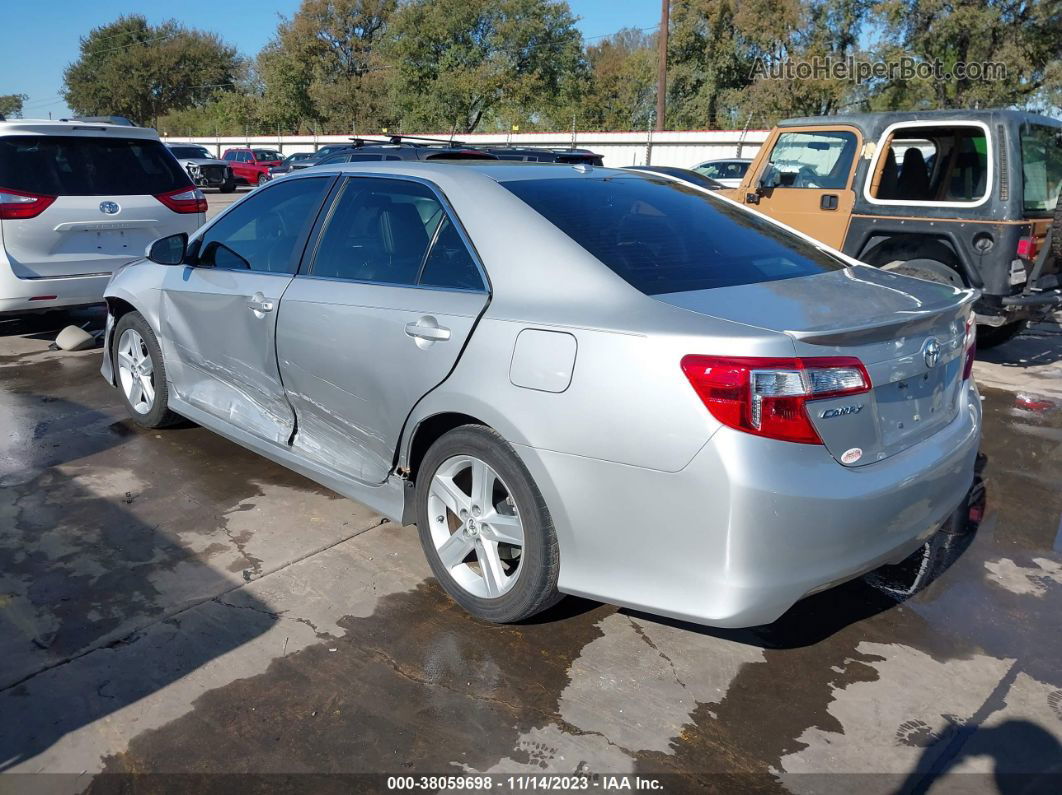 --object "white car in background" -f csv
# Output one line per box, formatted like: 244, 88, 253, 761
0, 119, 205, 315
692, 158, 752, 188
